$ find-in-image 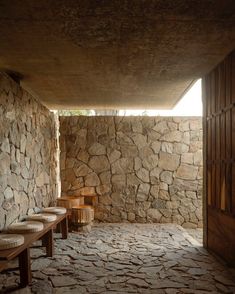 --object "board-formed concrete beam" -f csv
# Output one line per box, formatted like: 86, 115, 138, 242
0, 1, 234, 109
